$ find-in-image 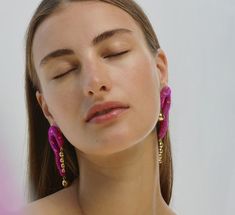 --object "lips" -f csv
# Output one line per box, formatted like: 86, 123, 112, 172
85, 101, 129, 123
